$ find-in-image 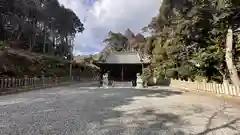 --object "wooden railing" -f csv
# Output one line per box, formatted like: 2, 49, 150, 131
170, 79, 240, 97
0, 76, 99, 94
